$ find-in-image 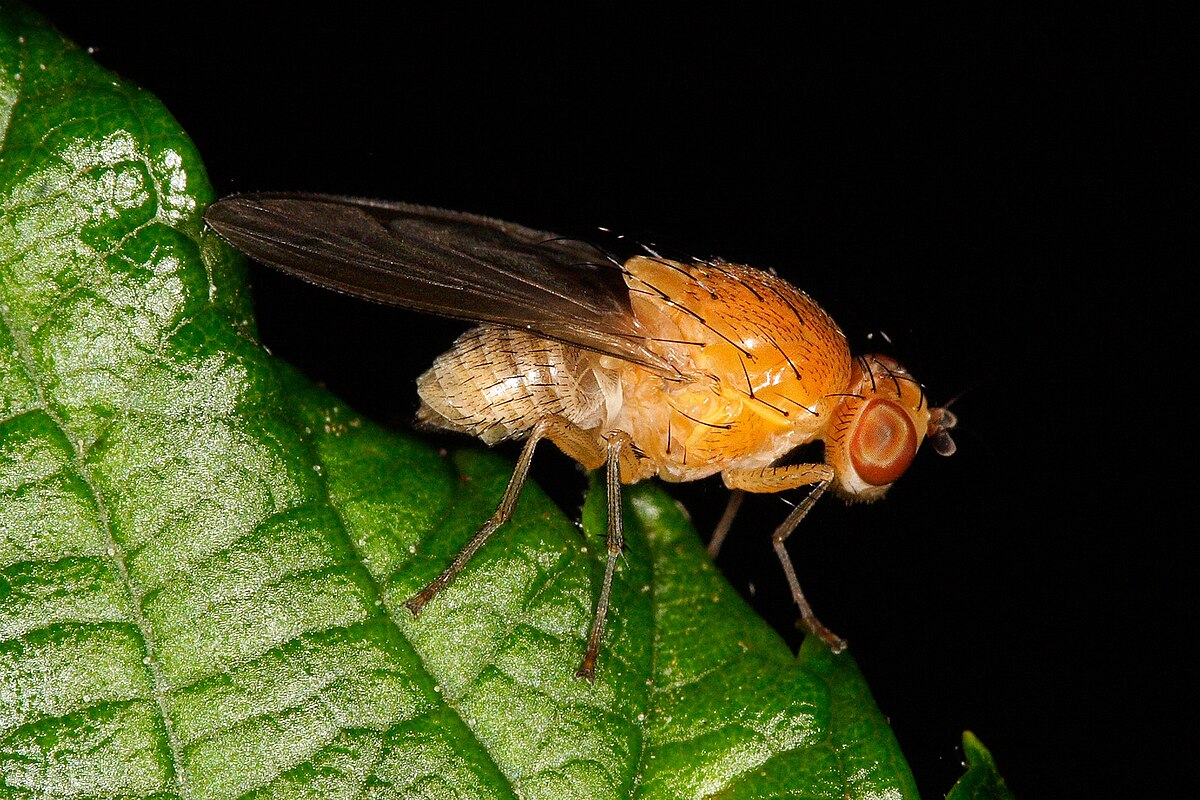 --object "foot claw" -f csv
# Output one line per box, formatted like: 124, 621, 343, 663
404, 595, 427, 618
